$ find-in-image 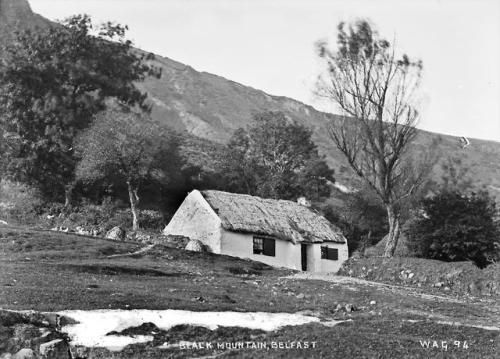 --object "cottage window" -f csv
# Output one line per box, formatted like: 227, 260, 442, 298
253, 236, 275, 256
321, 246, 338, 260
